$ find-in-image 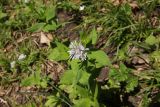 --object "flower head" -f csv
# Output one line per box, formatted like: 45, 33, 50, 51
10, 61, 16, 68
18, 54, 26, 61
24, 0, 30, 3
79, 5, 85, 11
68, 41, 89, 61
